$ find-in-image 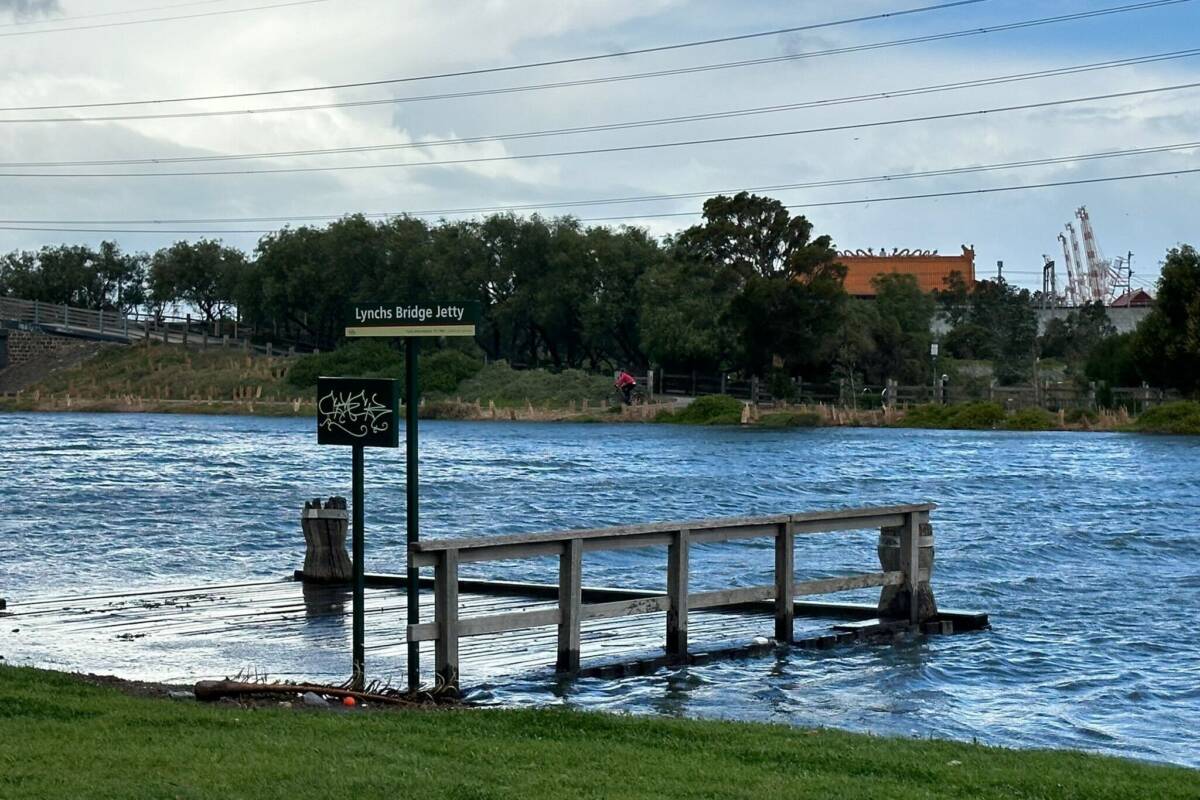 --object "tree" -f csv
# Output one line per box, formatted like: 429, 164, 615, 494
1038, 301, 1116, 365
1132, 245, 1200, 395
869, 273, 935, 384
150, 239, 244, 322
943, 278, 1037, 384
671, 192, 847, 377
